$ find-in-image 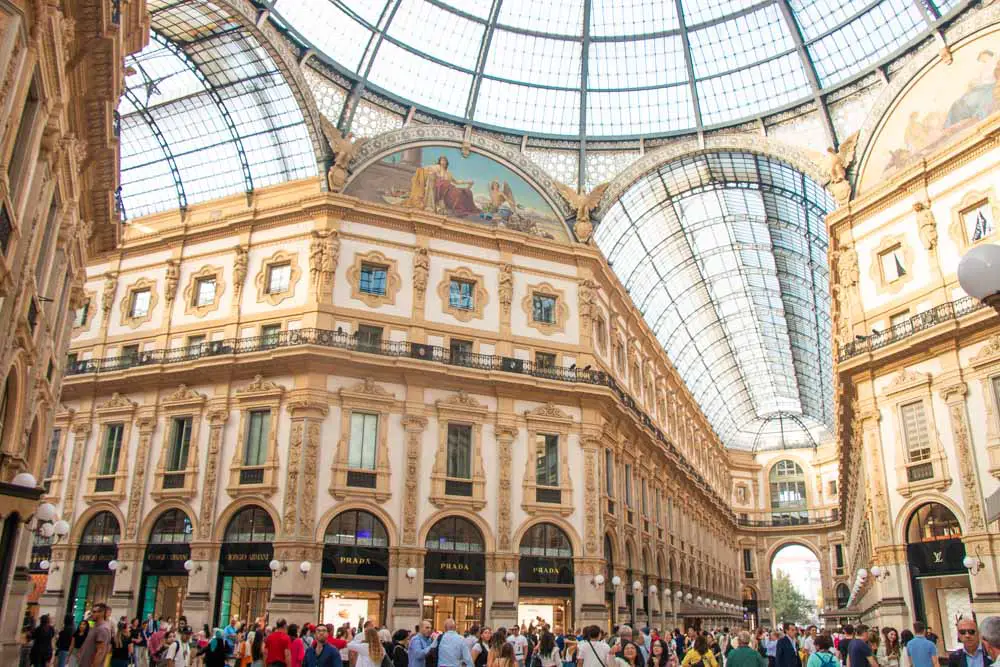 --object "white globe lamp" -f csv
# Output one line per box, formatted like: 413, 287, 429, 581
184, 560, 195, 572
108, 560, 119, 571
11, 472, 37, 488
39, 522, 55, 538
268, 559, 281, 572
612, 576, 622, 587
595, 574, 606, 586
299, 561, 312, 574
53, 520, 70, 537
39, 559, 50, 571
36, 503, 57, 522
958, 243, 1000, 308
